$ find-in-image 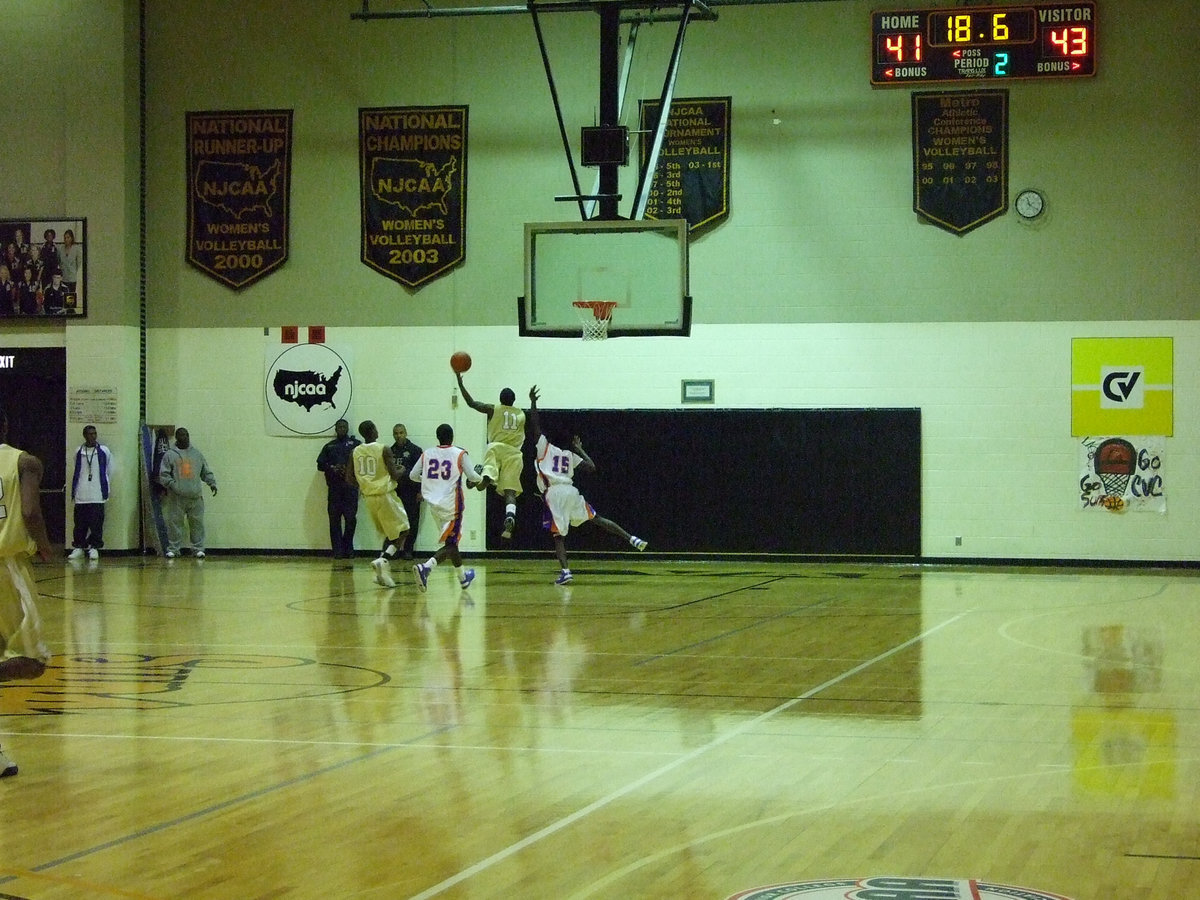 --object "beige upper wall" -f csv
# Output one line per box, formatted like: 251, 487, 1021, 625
140, 0, 1198, 328
0, 0, 139, 328
8, 1, 1192, 331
